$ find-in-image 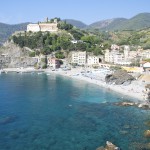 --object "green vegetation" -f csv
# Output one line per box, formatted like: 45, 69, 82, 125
1, 13, 150, 46
11, 21, 106, 56
110, 66, 122, 71
29, 51, 35, 57
55, 51, 65, 59
57, 21, 73, 30
5, 15, 150, 59
143, 58, 150, 62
